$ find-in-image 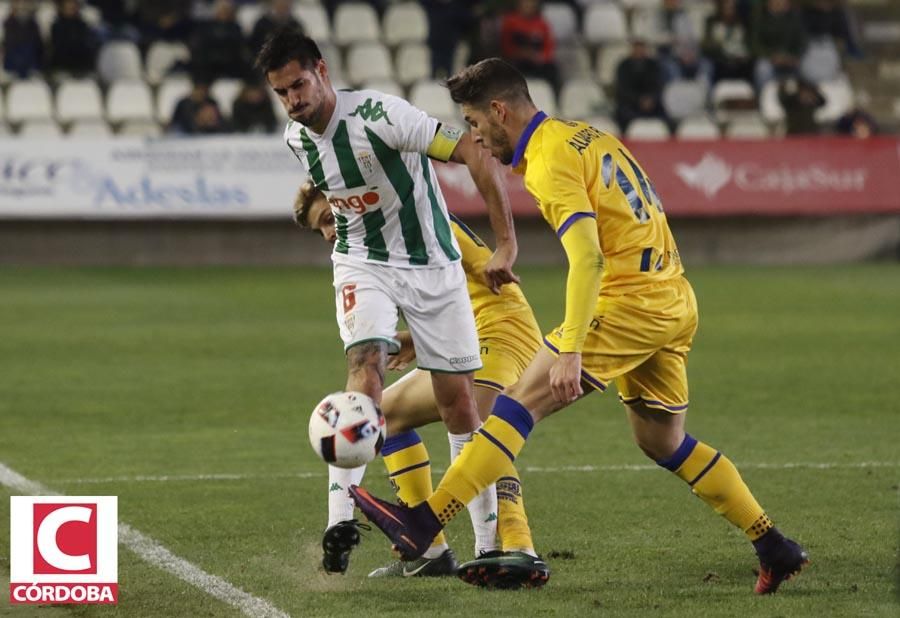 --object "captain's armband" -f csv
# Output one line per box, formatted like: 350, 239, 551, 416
426, 124, 464, 162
